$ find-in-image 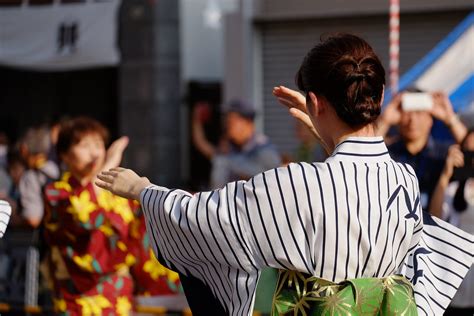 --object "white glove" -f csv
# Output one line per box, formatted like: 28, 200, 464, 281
0, 200, 11, 238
